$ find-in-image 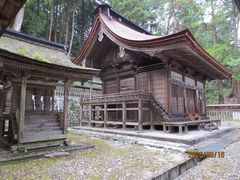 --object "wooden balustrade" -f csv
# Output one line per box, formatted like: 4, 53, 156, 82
207, 104, 240, 123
